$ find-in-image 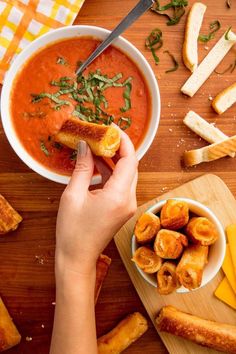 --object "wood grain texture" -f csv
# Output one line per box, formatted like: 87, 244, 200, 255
0, 0, 236, 353
115, 174, 236, 354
